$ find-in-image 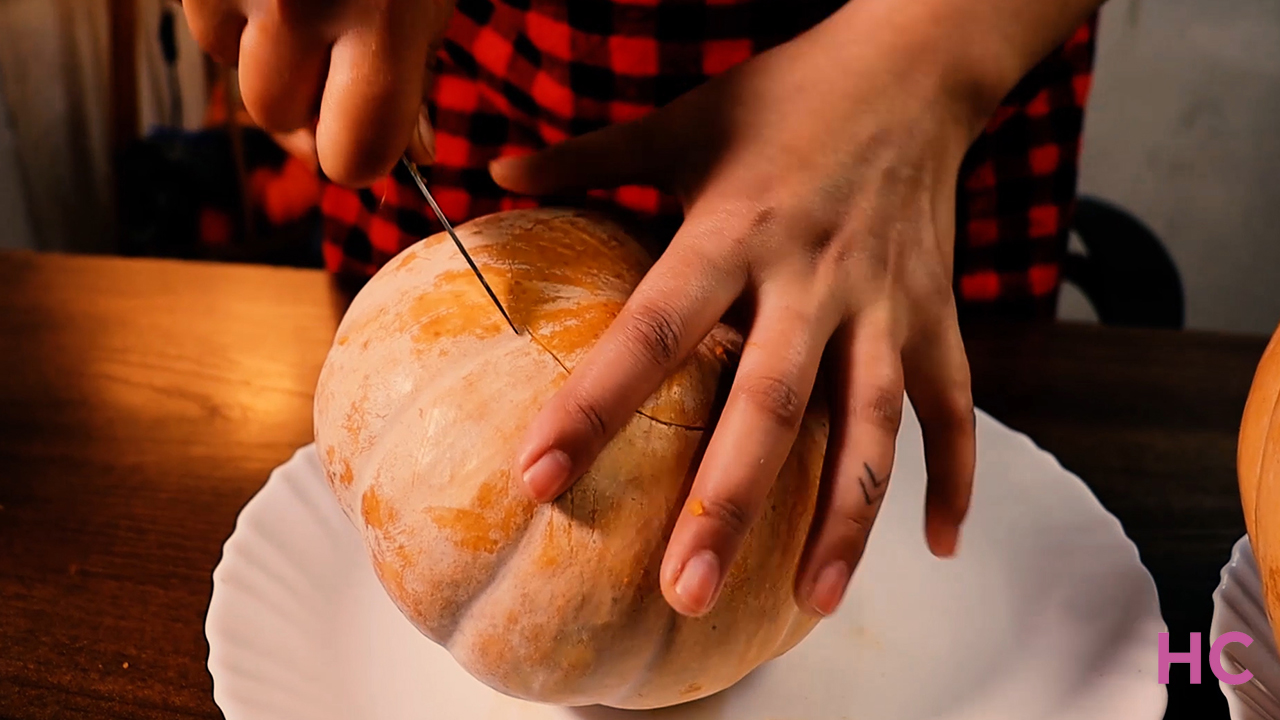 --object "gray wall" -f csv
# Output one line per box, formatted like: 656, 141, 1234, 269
1065, 0, 1280, 334
0, 0, 207, 254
